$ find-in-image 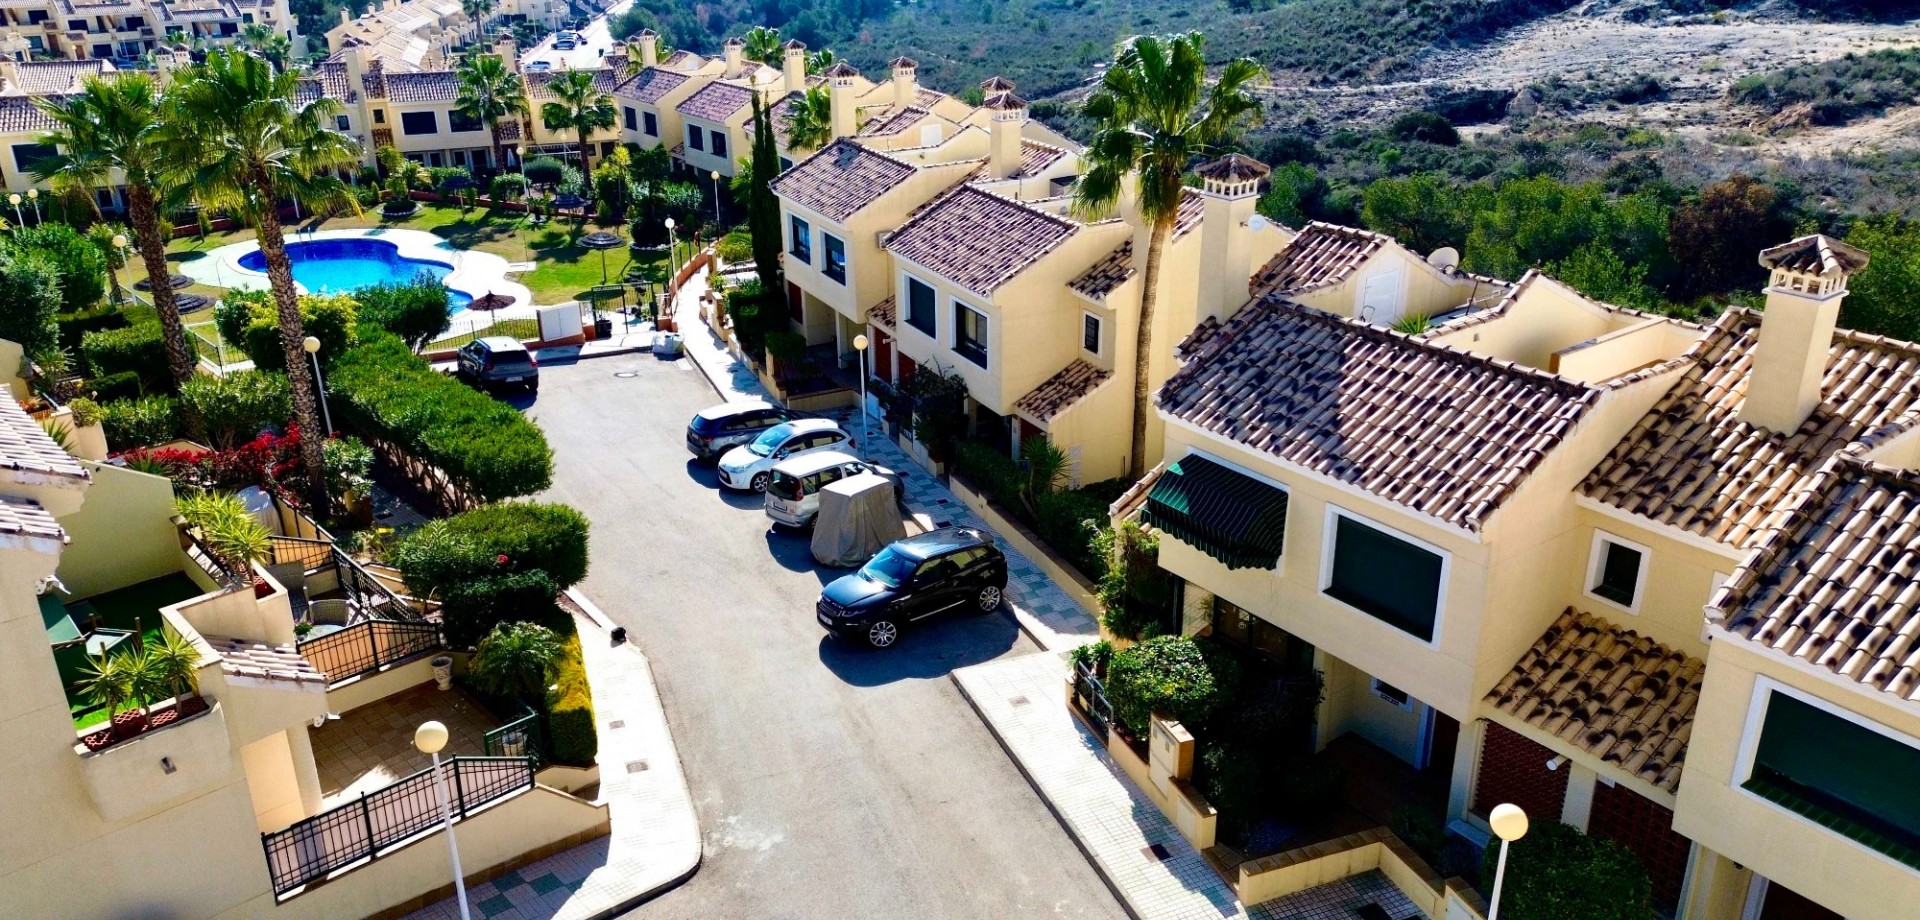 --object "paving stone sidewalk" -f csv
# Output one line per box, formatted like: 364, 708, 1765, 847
404, 593, 699, 920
